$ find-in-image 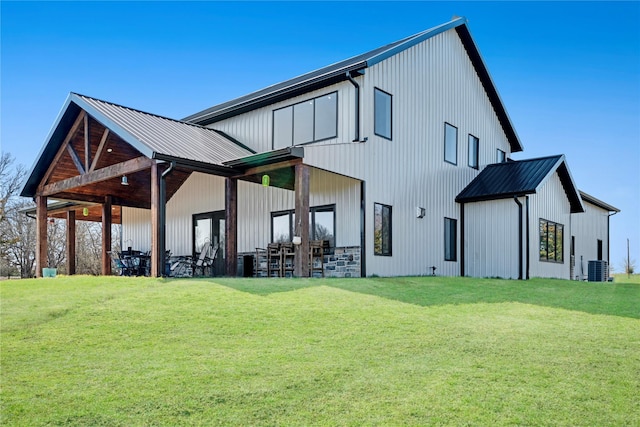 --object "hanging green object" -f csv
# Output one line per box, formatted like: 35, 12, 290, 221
83, 207, 89, 217
262, 174, 270, 187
